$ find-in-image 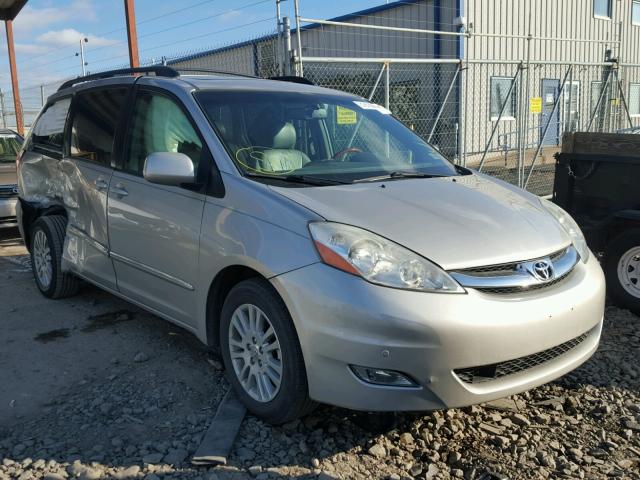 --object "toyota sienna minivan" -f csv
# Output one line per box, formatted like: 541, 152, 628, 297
17, 67, 605, 424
